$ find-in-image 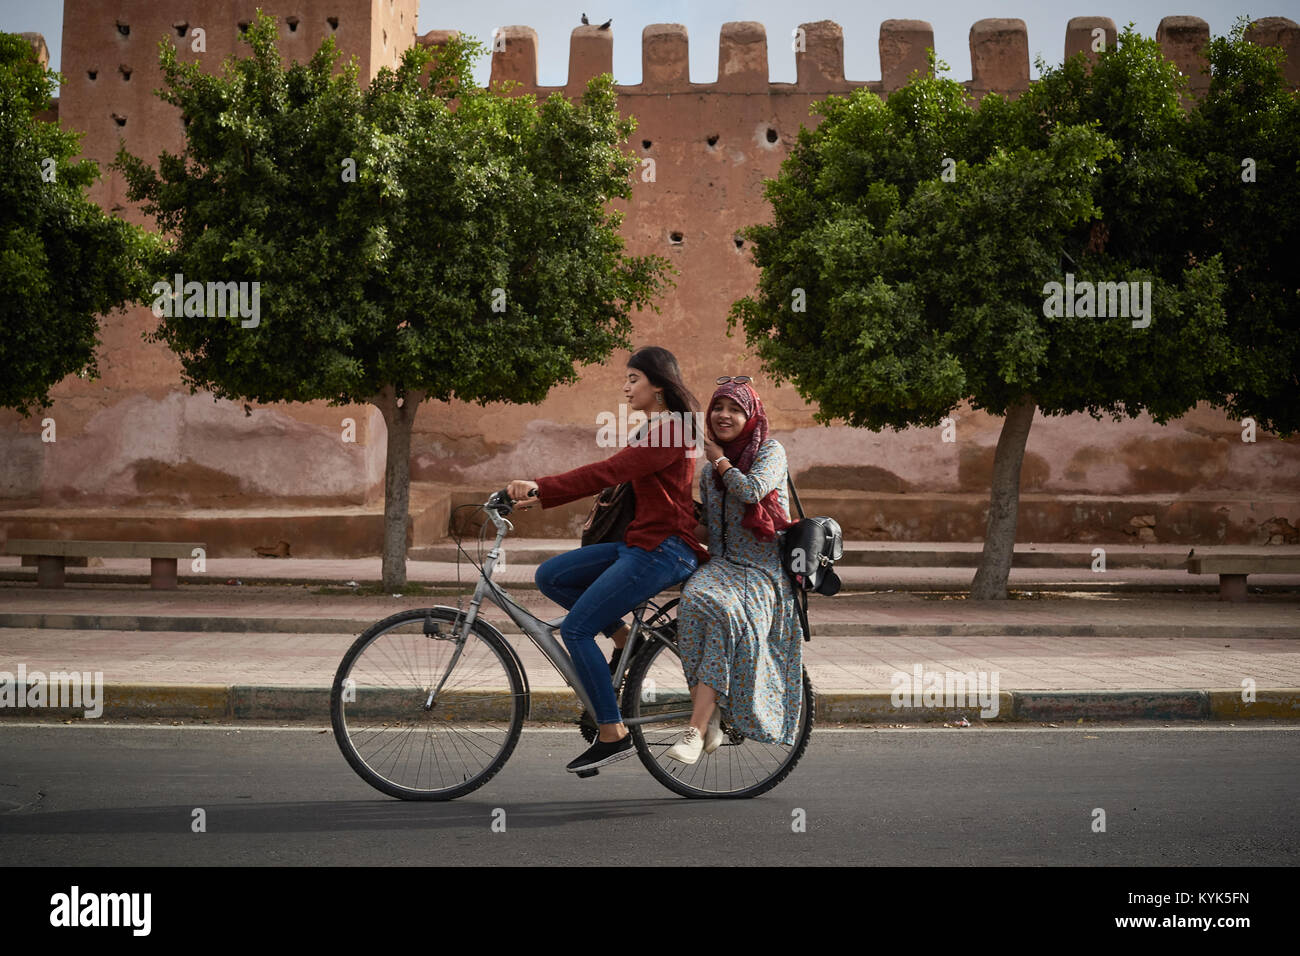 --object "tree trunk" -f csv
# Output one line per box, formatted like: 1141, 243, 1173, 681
371, 385, 426, 592
969, 397, 1037, 600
